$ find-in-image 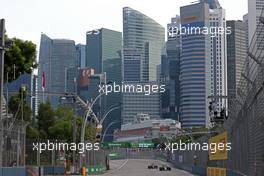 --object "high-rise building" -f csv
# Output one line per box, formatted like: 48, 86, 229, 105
243, 14, 249, 47
226, 21, 248, 108
86, 28, 122, 141
122, 7, 165, 124
38, 34, 76, 107
123, 49, 141, 81
161, 16, 181, 121
208, 0, 228, 114
248, 0, 264, 43
247, 1, 264, 82
121, 82, 161, 124
76, 44, 86, 68
123, 7, 165, 82
65, 67, 78, 93
180, 2, 211, 128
